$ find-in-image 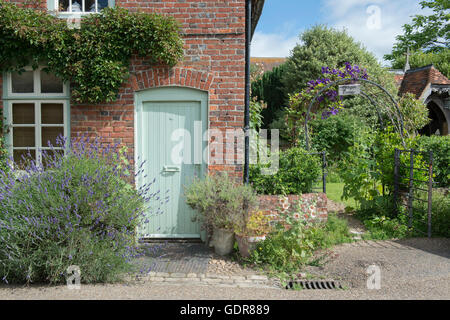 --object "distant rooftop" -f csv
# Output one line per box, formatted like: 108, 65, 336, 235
399, 64, 450, 99
250, 57, 287, 72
